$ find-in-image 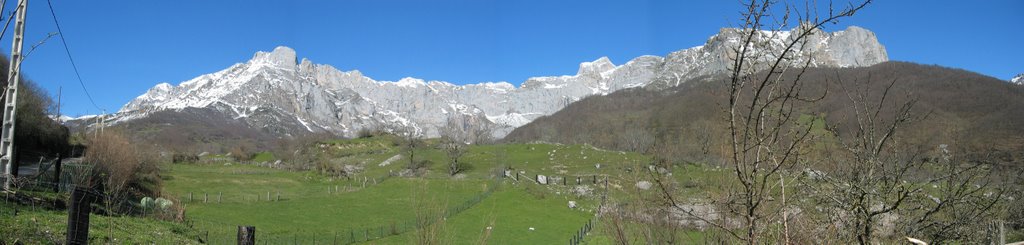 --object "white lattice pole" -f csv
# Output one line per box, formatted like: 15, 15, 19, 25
1, 0, 28, 190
